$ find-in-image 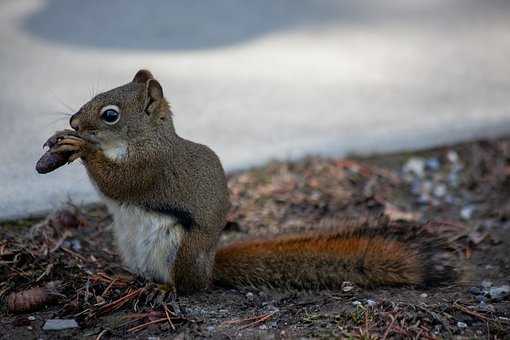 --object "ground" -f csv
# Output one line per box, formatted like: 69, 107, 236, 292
1, 137, 509, 339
